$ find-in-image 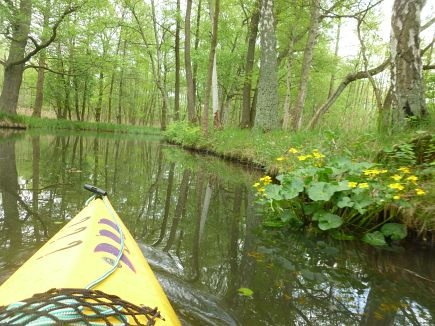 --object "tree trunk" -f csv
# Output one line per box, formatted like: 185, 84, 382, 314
32, 53, 46, 118
254, 0, 279, 131
185, 0, 197, 123
95, 71, 104, 122
208, 0, 220, 128
0, 0, 32, 114
390, 0, 428, 126
240, 0, 260, 128
328, 19, 341, 99
32, 0, 50, 118
193, 0, 202, 115
117, 40, 127, 124
174, 0, 181, 121
201, 0, 220, 134
291, 0, 320, 130
282, 36, 295, 130
150, 0, 169, 131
